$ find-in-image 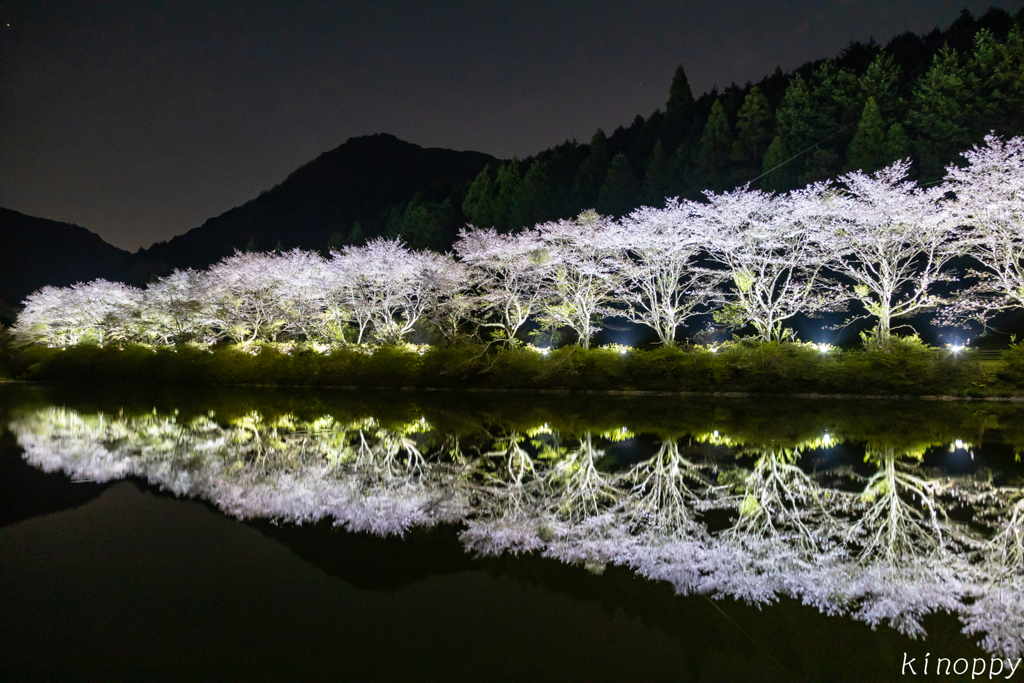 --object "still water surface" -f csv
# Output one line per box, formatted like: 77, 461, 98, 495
2, 385, 1022, 681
